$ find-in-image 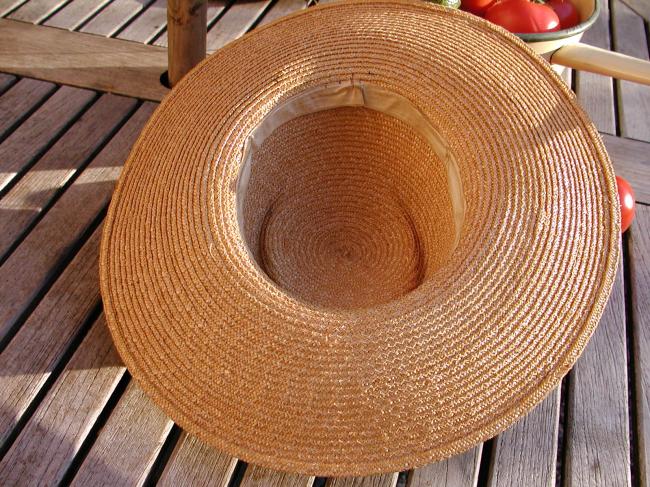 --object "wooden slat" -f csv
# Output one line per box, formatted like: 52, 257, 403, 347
0, 77, 55, 140
258, 0, 306, 26
0, 84, 95, 193
153, 0, 227, 48
167, 0, 208, 86
8, 0, 68, 23
612, 0, 650, 142
0, 0, 28, 17
80, 0, 155, 37
0, 92, 135, 259
0, 102, 155, 344
44, 0, 112, 30
117, 0, 166, 43
575, 0, 615, 135
158, 432, 238, 486
205, 0, 272, 51
0, 224, 102, 448
71, 381, 174, 486
0, 72, 16, 93
487, 388, 560, 487
630, 205, 650, 487
0, 315, 126, 486
327, 474, 399, 487
407, 446, 481, 487
240, 465, 314, 487
601, 134, 650, 205
565, 261, 631, 487
0, 19, 169, 101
